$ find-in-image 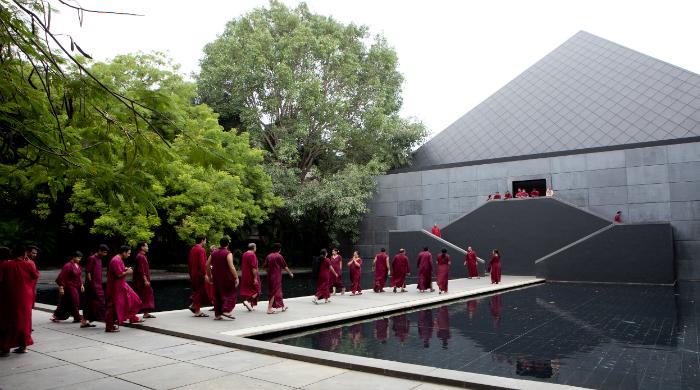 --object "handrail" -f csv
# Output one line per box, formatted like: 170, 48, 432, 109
534, 223, 614, 264
419, 230, 487, 263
